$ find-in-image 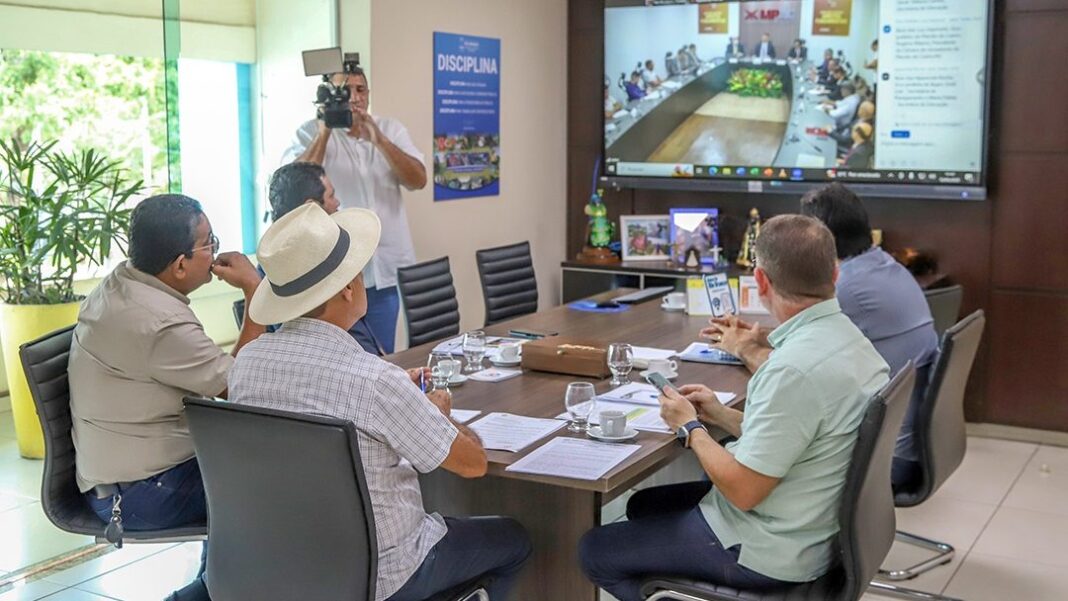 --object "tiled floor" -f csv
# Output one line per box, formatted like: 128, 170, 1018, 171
3, 404, 1068, 600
